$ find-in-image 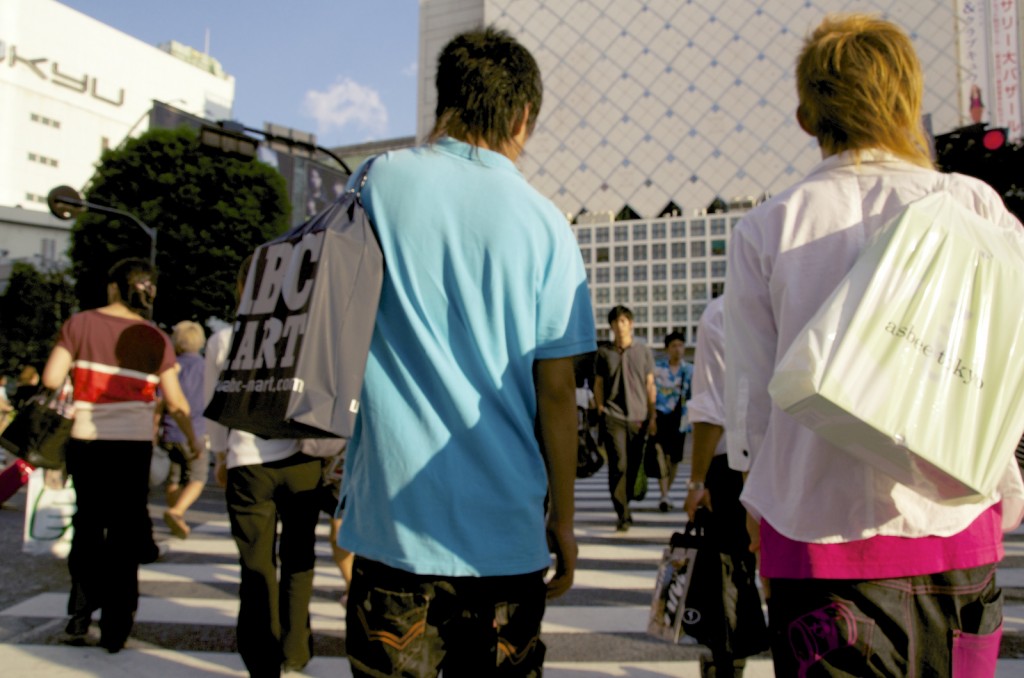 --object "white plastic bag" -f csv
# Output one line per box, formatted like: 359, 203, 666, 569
647, 539, 698, 644
23, 467, 75, 556
150, 445, 171, 488
769, 192, 1024, 500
